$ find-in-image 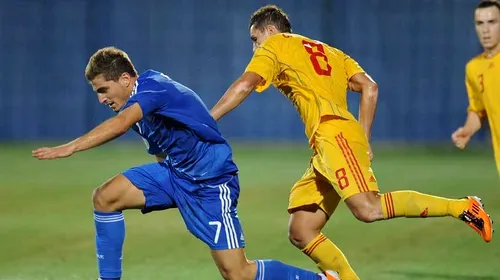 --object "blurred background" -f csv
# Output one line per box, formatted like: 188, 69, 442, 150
1, 1, 499, 280
0, 0, 489, 143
